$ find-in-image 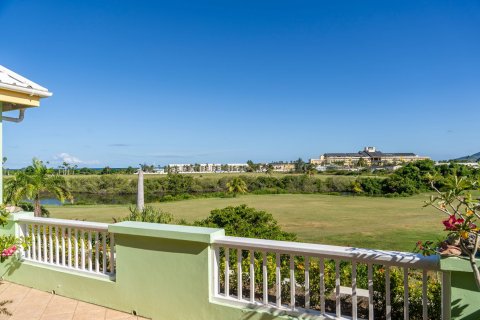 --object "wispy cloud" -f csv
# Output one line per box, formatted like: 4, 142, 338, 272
147, 152, 218, 159
108, 143, 131, 147
53, 153, 100, 165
